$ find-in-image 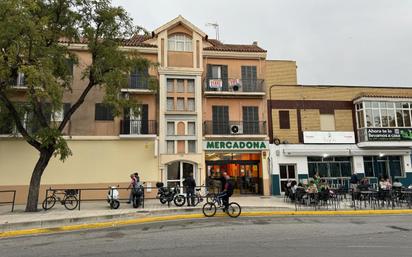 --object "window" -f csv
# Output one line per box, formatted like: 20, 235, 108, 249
168, 34, 192, 52
320, 114, 335, 131
279, 111, 290, 129
187, 98, 195, 112
211, 66, 221, 78
188, 140, 196, 153
167, 98, 174, 111
207, 65, 228, 91
358, 101, 412, 128
167, 79, 174, 92
243, 106, 259, 134
279, 164, 296, 192
53, 103, 71, 122
95, 103, 114, 121
177, 98, 184, 111
187, 80, 195, 93
129, 66, 149, 89
307, 156, 352, 178
166, 141, 175, 154
177, 79, 184, 93
167, 122, 175, 135
363, 156, 403, 178
188, 122, 195, 135
241, 66, 258, 92
212, 106, 229, 134
65, 59, 74, 76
